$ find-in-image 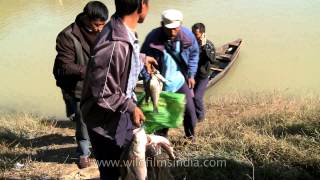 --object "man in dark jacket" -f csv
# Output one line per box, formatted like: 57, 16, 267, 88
192, 23, 217, 122
141, 9, 199, 139
80, 0, 156, 179
53, 1, 108, 169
